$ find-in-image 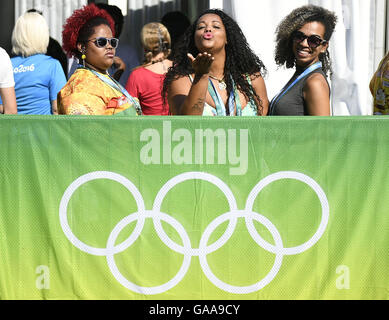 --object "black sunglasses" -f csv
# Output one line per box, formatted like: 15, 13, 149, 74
88, 37, 119, 49
292, 31, 327, 48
